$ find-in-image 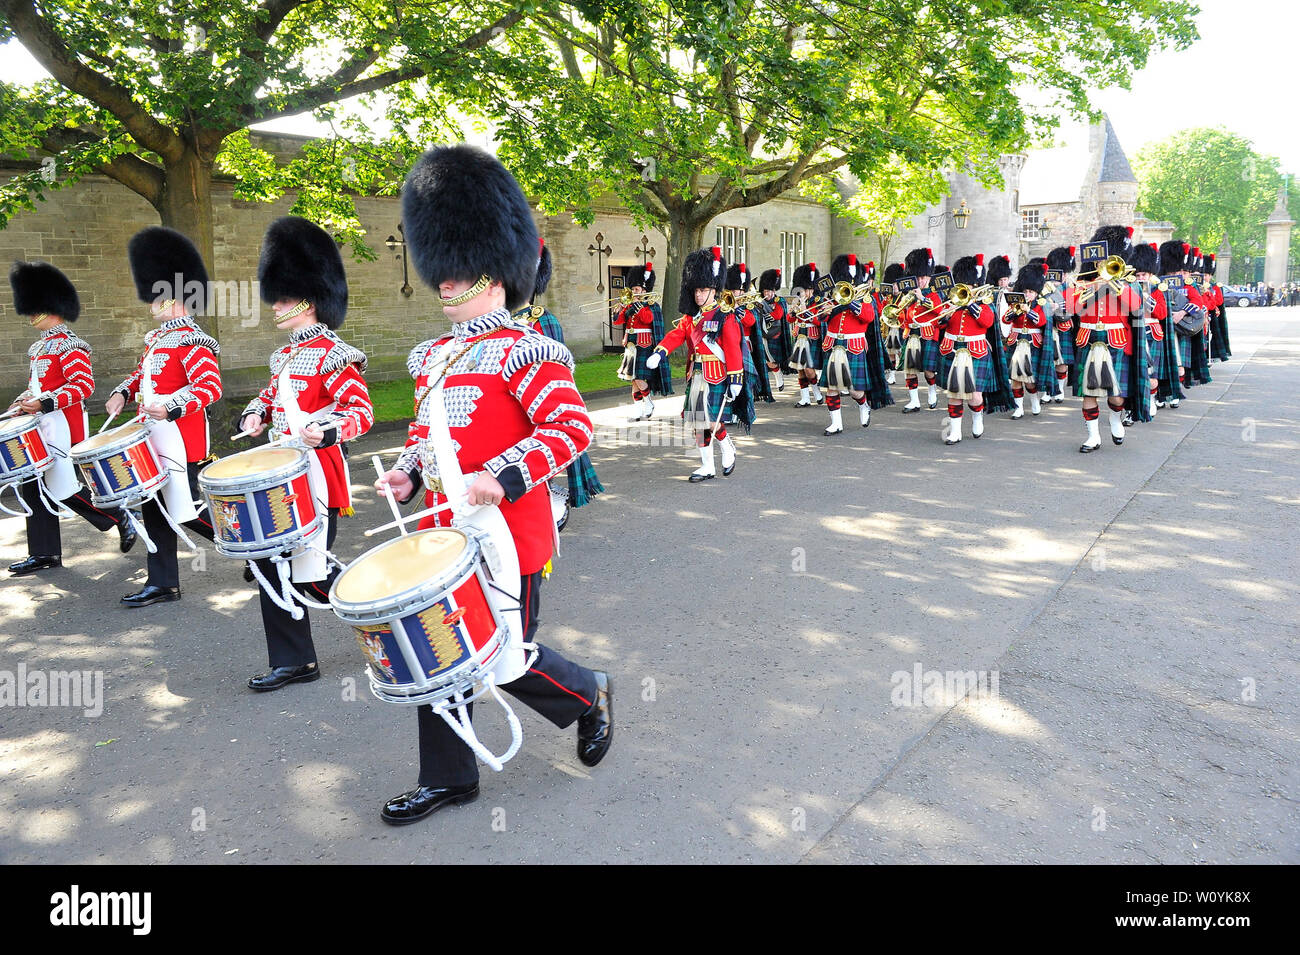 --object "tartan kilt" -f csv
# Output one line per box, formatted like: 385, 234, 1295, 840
902, 333, 941, 375
565, 452, 603, 508
631, 343, 660, 381
1075, 334, 1130, 398
819, 342, 870, 391
1144, 329, 1165, 380
1053, 326, 1075, 367
940, 346, 997, 397
1177, 333, 1191, 371
764, 329, 792, 367
683, 371, 732, 429
789, 333, 825, 372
